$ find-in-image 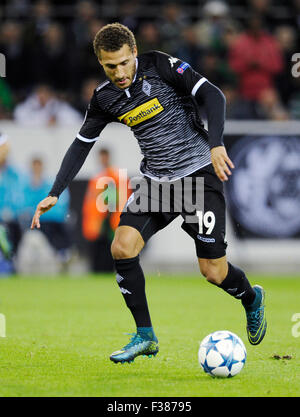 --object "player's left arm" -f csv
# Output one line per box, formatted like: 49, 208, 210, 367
31, 90, 112, 229
194, 81, 234, 181
153, 51, 234, 181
